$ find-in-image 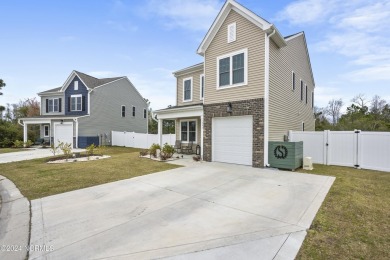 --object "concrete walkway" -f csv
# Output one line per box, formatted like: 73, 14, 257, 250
0, 148, 86, 164
0, 175, 30, 260
29, 162, 335, 259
